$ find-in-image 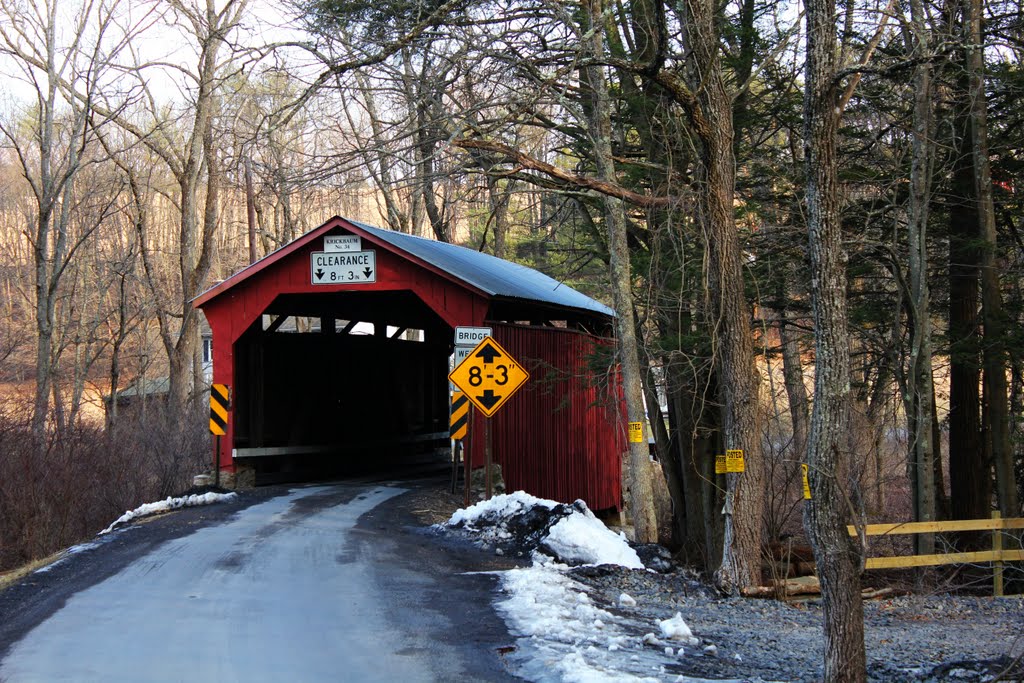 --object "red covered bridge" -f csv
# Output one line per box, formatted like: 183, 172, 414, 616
193, 216, 625, 510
